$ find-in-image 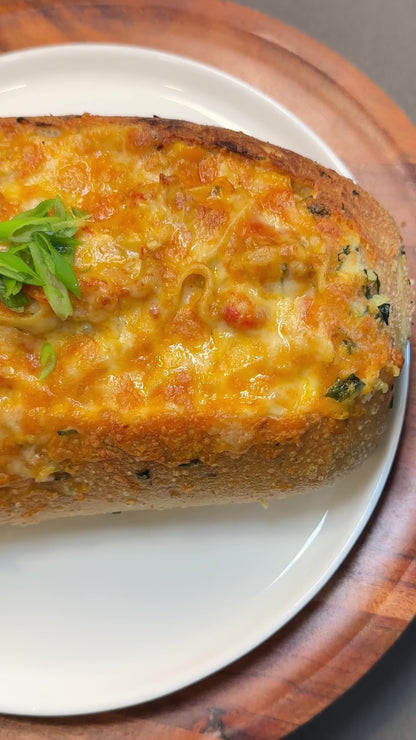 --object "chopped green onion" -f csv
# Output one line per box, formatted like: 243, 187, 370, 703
29, 236, 73, 320
0, 250, 42, 284
0, 196, 89, 318
0, 276, 28, 311
39, 342, 56, 381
